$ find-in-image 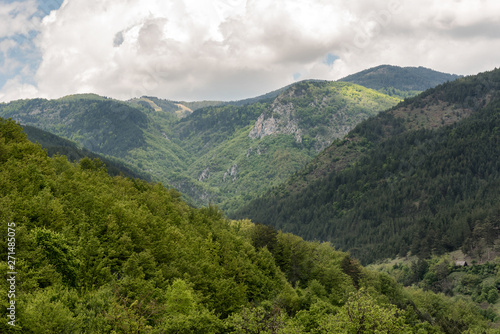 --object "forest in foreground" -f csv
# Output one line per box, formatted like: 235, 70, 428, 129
1, 118, 499, 332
